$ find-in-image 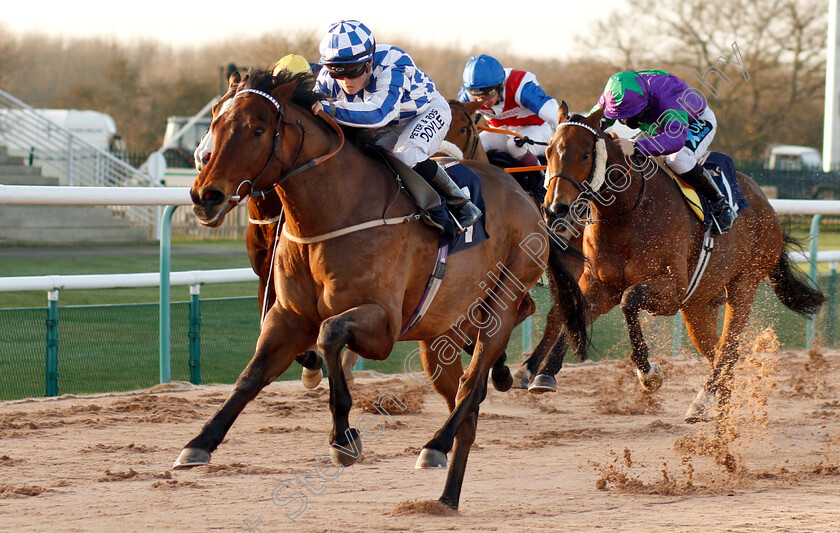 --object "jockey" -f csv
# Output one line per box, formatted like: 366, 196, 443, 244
457, 54, 559, 169
593, 70, 737, 233
313, 20, 481, 230
194, 54, 314, 170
